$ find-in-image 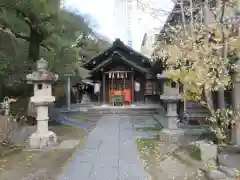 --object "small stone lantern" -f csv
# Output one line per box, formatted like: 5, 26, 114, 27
160, 78, 181, 129
26, 58, 59, 149
158, 73, 184, 142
